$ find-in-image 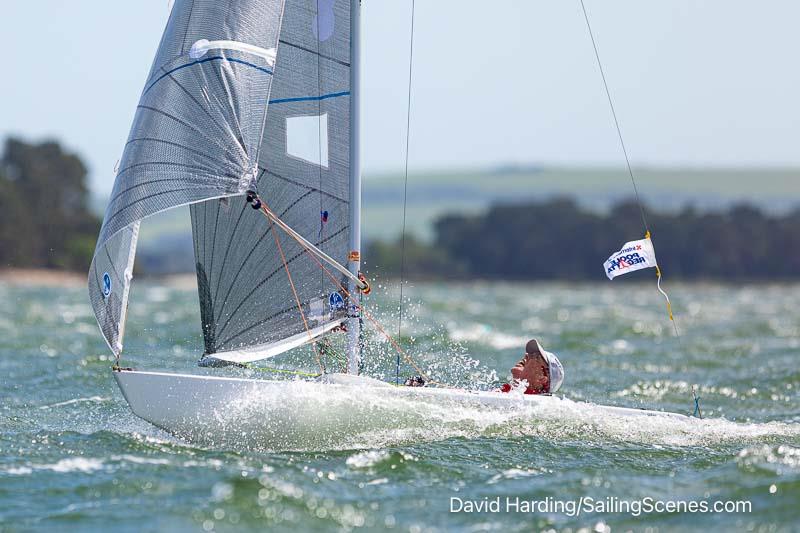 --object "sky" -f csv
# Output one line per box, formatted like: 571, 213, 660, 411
1, 1, 799, 195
